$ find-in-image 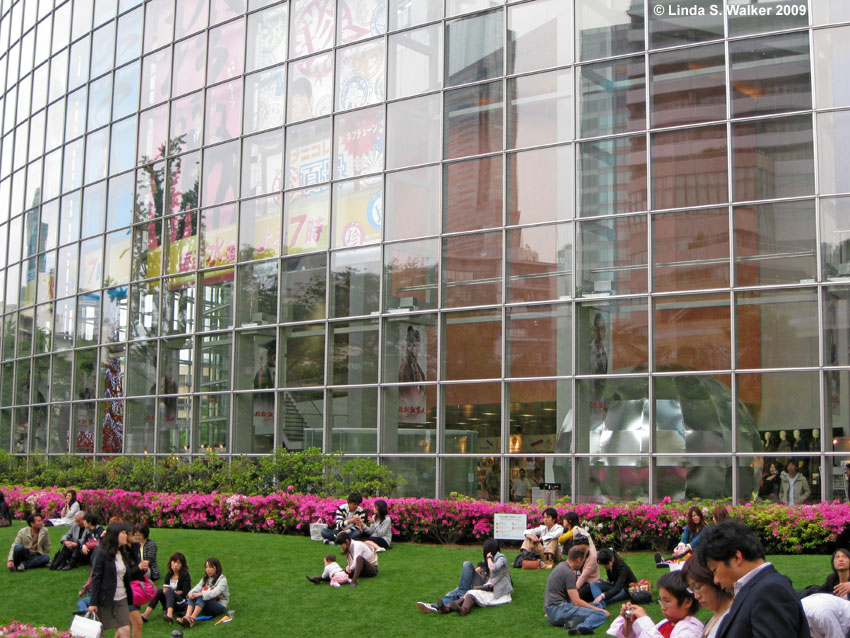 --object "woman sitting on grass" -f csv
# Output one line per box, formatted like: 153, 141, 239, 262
591, 548, 637, 608
655, 506, 707, 566
360, 499, 392, 552
607, 571, 703, 638
178, 557, 229, 628
141, 552, 191, 624
681, 552, 732, 638
450, 539, 513, 616
820, 548, 850, 599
